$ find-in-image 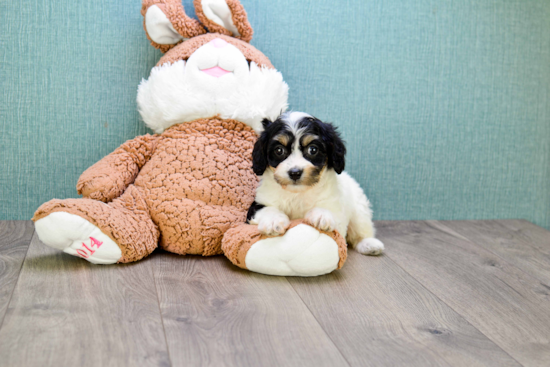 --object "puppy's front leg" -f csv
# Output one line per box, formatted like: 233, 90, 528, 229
250, 207, 290, 236
305, 207, 337, 232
